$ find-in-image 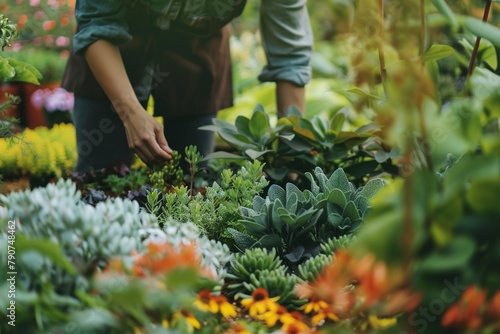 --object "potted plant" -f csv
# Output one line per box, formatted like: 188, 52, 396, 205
2, 48, 68, 128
